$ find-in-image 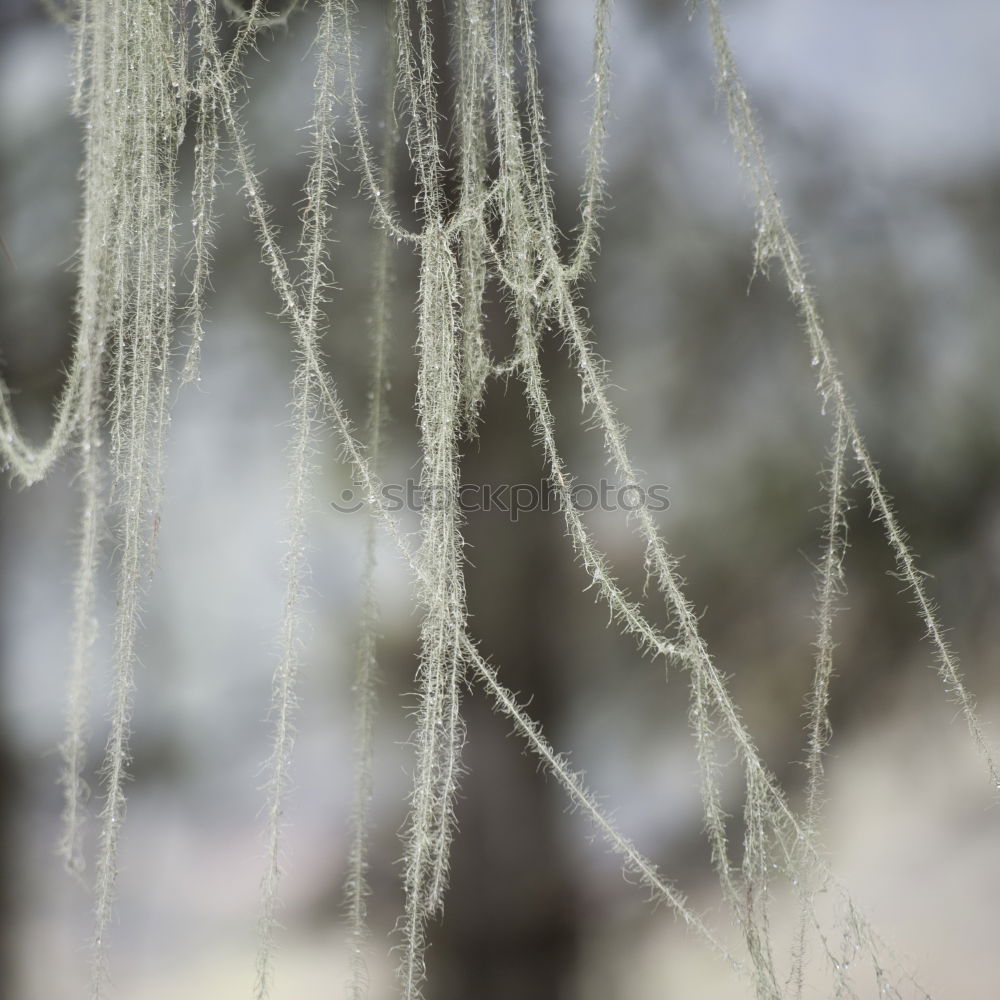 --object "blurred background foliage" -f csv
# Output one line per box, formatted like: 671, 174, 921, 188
1, 0, 999, 997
